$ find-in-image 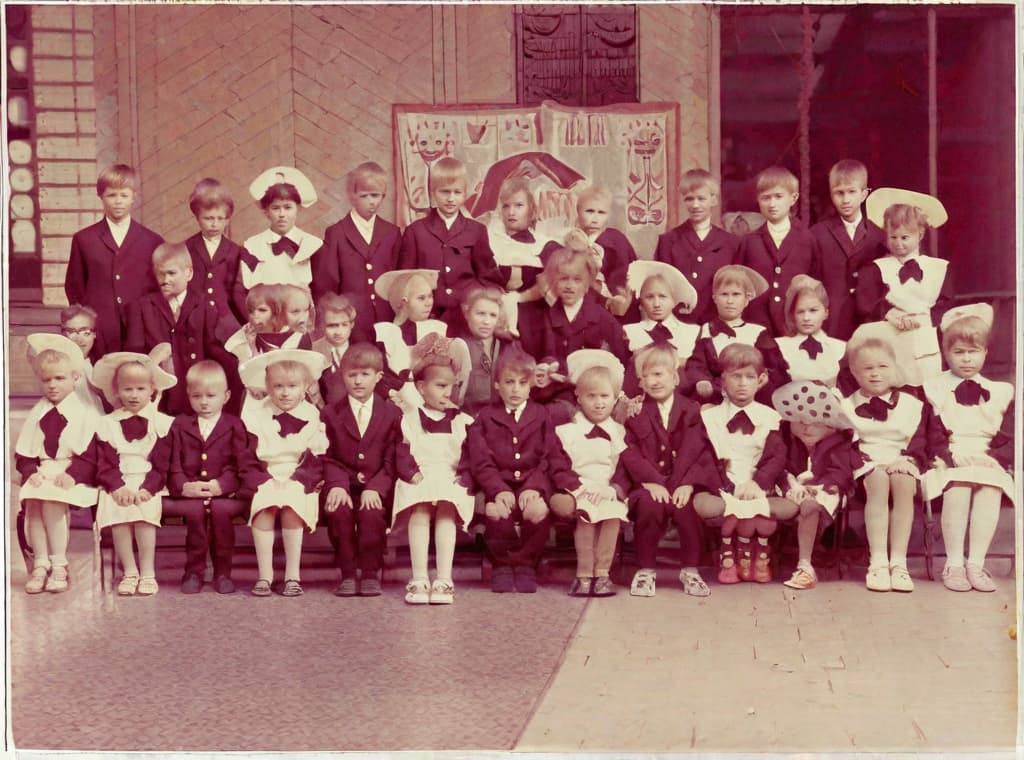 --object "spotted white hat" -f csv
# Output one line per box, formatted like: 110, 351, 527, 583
772, 380, 853, 429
